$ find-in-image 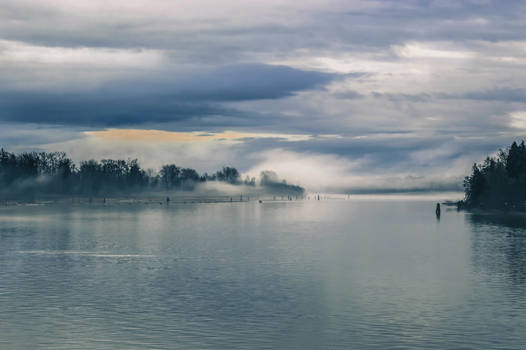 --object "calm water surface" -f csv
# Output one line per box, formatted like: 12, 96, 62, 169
1, 198, 526, 349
